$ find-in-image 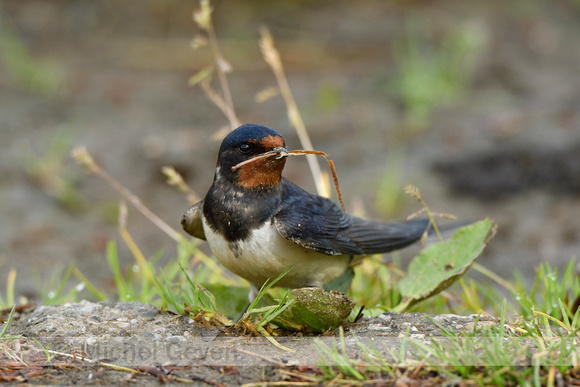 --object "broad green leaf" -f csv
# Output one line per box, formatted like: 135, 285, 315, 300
202, 283, 249, 319
395, 218, 496, 312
